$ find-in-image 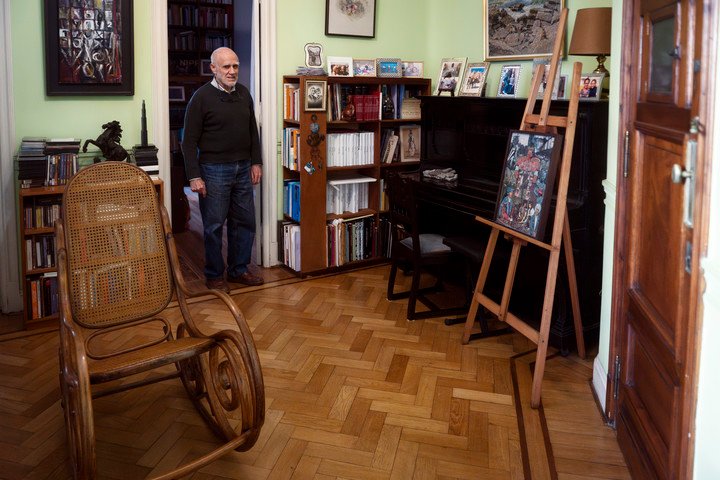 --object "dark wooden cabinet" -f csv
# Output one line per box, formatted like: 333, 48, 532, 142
416, 96, 609, 352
